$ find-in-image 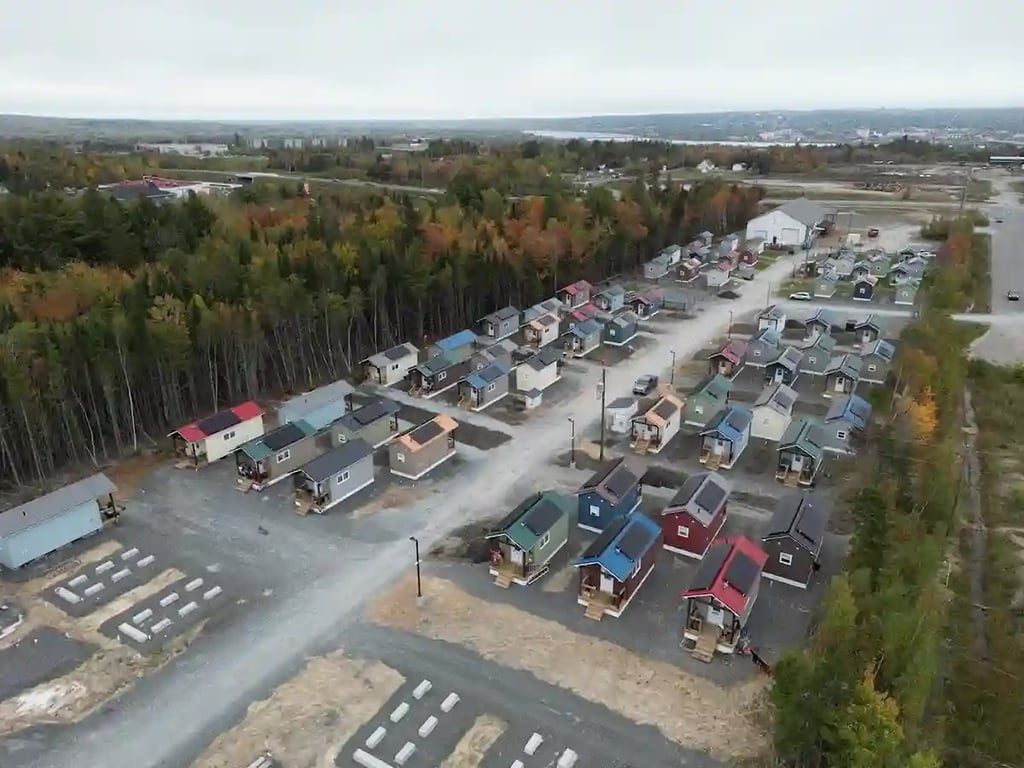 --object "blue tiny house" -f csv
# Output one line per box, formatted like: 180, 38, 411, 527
575, 456, 646, 532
